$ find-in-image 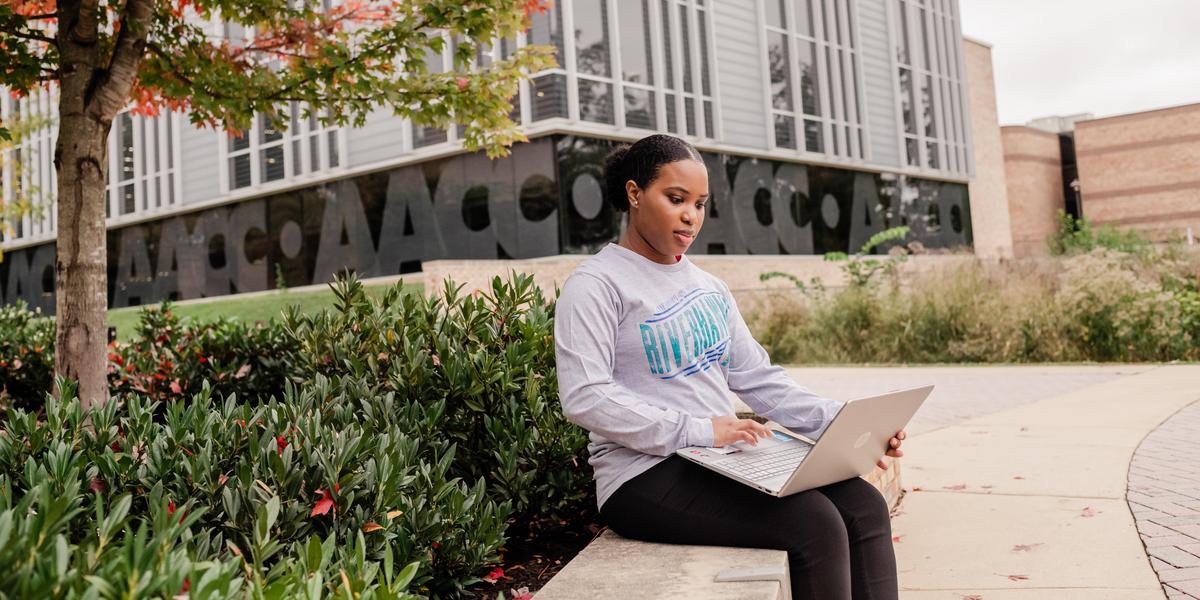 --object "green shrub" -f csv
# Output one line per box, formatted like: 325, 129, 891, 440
1049, 210, 1151, 256
282, 274, 593, 526
108, 303, 298, 405
0, 300, 55, 412
0, 375, 508, 598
